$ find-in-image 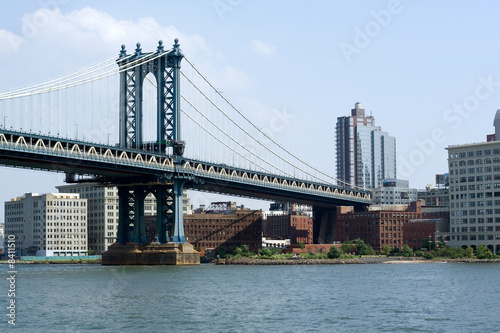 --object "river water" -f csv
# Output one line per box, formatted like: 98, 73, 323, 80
2, 262, 499, 332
